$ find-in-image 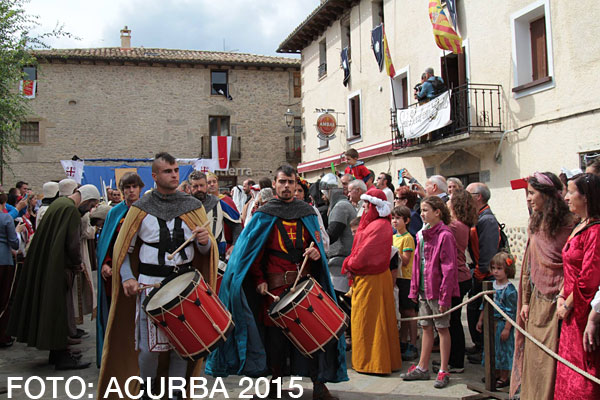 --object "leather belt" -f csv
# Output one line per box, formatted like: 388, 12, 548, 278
139, 262, 193, 278
267, 270, 308, 290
